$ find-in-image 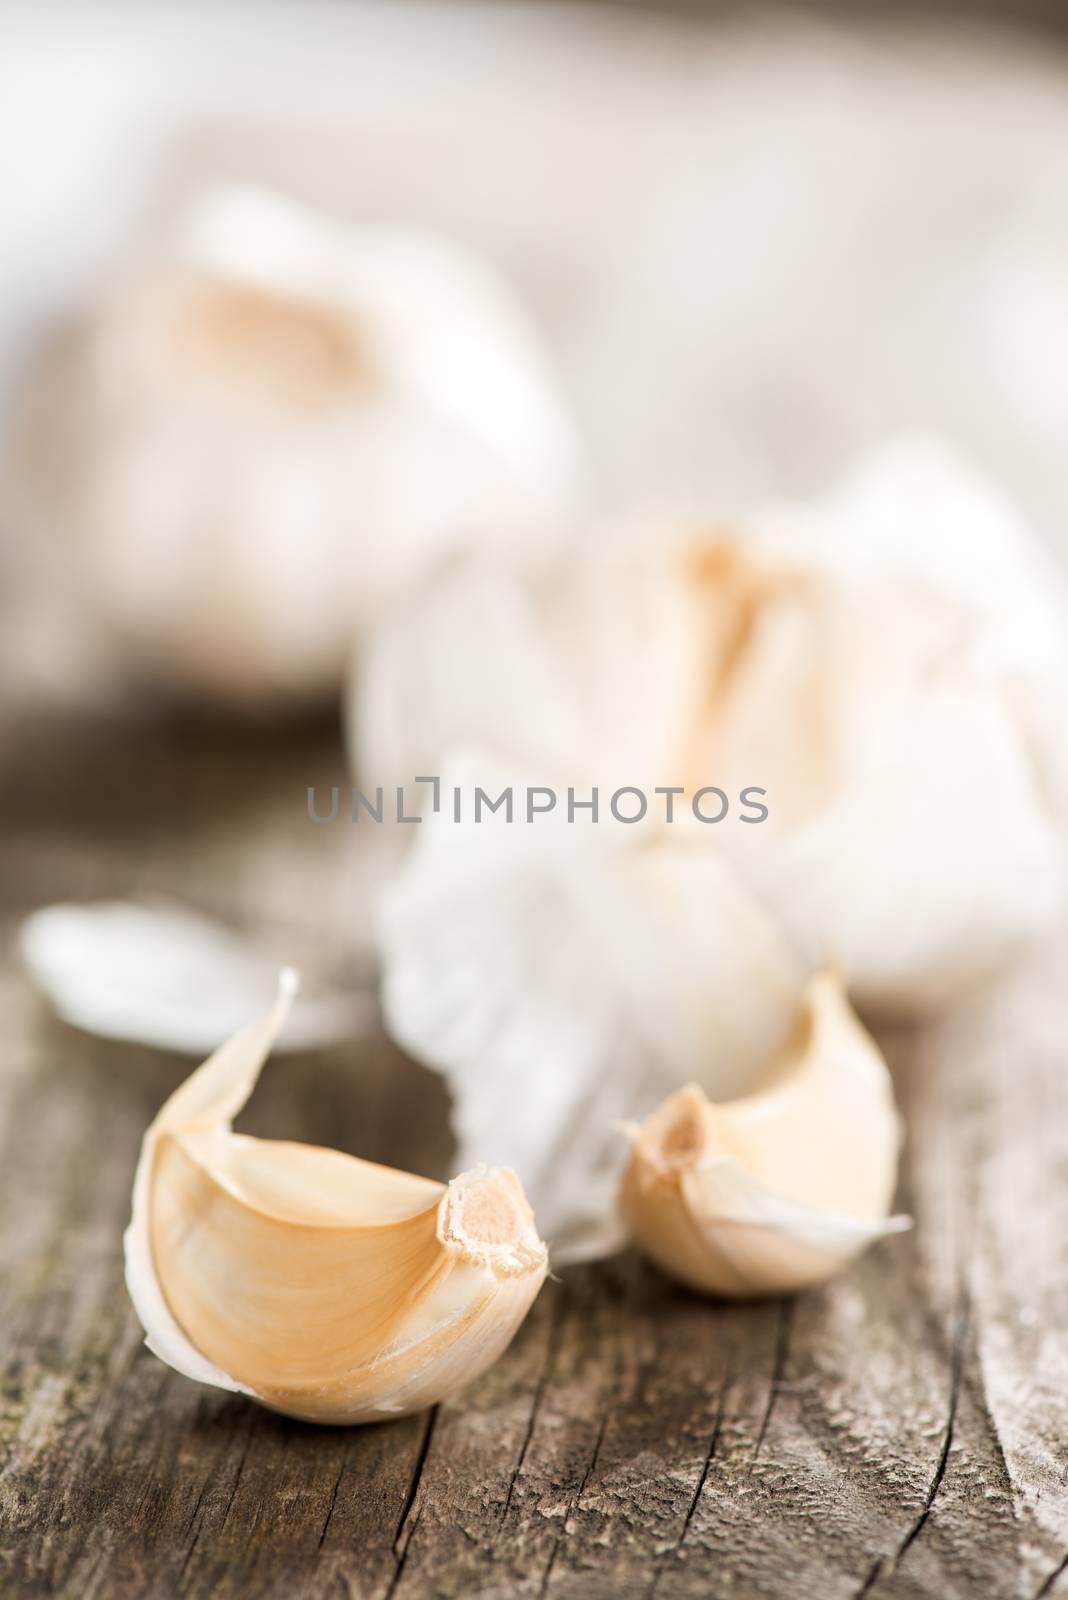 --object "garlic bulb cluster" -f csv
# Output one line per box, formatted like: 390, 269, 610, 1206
10, 185, 586, 707
620, 971, 909, 1296
125, 973, 548, 1422
100, 436, 1066, 1313
356, 438, 1068, 1011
